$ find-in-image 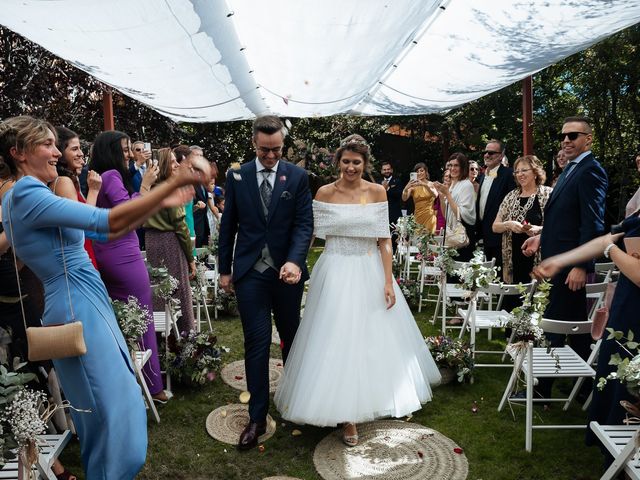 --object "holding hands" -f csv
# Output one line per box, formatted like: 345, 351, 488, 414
280, 261, 302, 285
